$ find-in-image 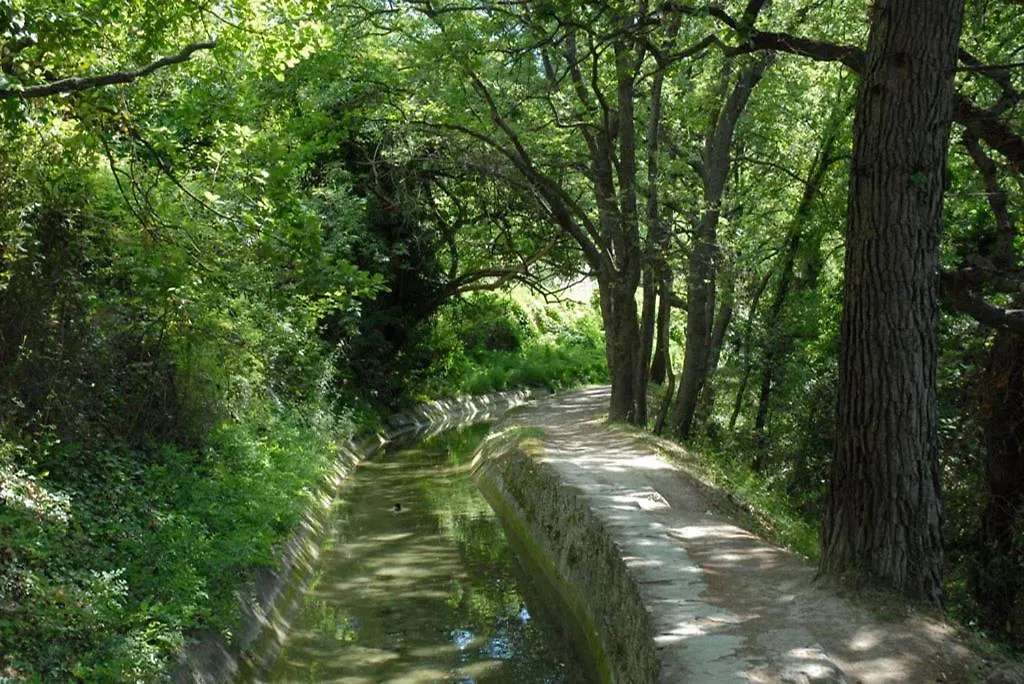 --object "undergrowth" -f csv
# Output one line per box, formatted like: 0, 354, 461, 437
639, 429, 821, 562
692, 448, 821, 561
0, 405, 343, 681
643, 386, 821, 562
